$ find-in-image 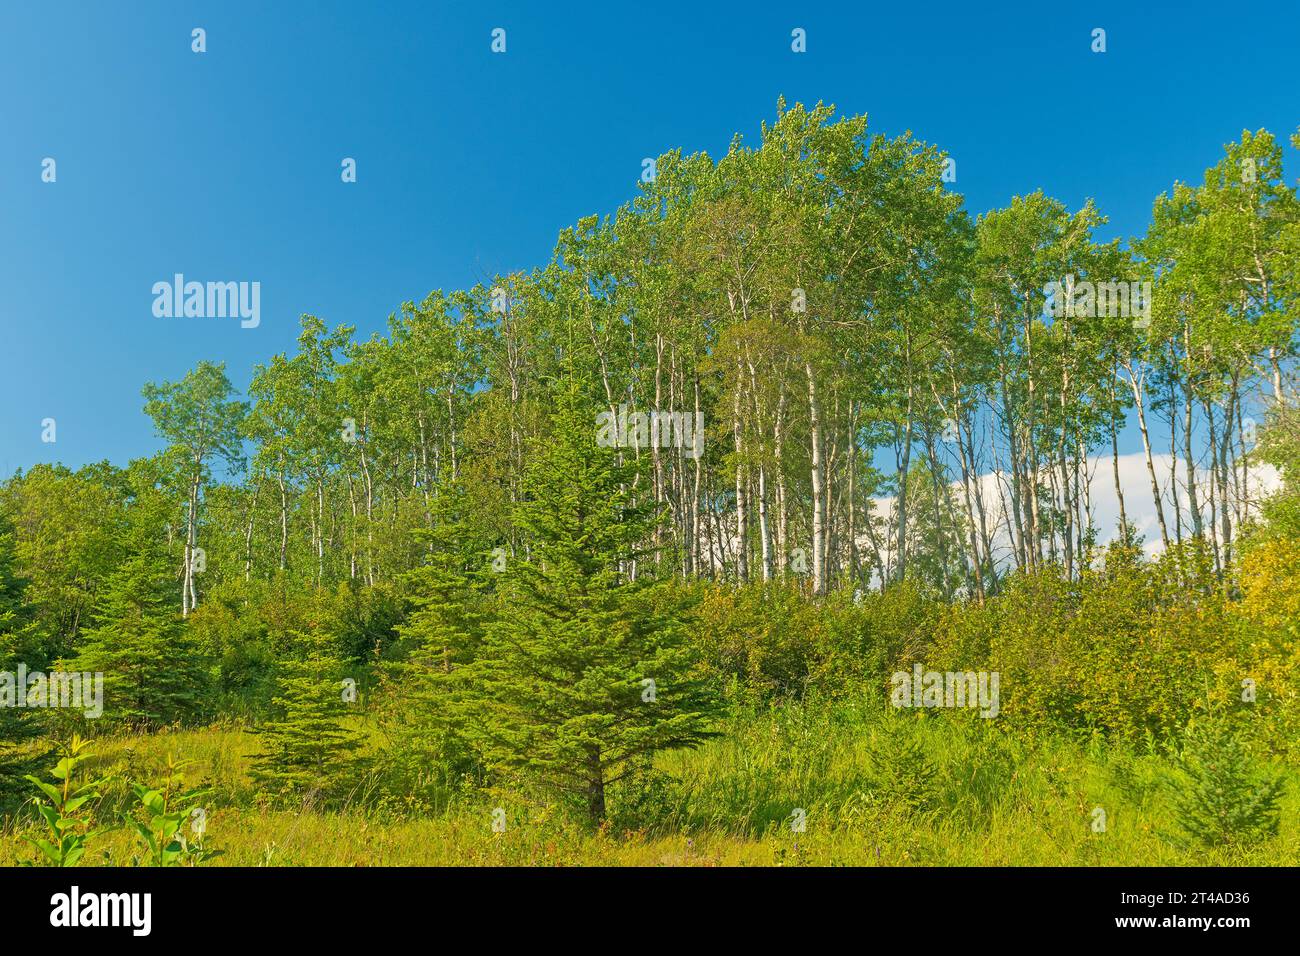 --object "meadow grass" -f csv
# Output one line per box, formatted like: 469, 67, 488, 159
3, 700, 1295, 866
